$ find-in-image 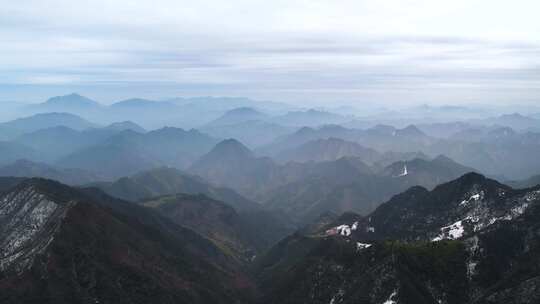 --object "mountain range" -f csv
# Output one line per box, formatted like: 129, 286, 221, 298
0, 112, 97, 140
256, 172, 540, 303
191, 138, 475, 223
2, 93, 540, 303
92, 167, 259, 212
1, 168, 540, 303
0, 178, 255, 303
57, 127, 218, 178
0, 159, 101, 185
